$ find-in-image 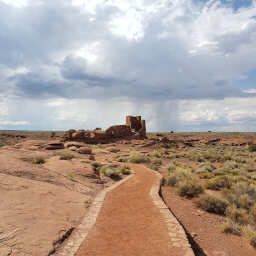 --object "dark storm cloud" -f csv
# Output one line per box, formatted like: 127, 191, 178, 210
60, 56, 116, 86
